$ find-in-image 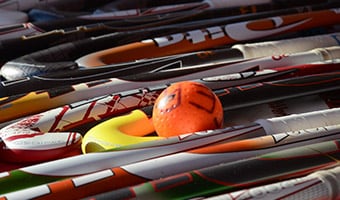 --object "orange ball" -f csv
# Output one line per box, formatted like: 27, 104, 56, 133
152, 81, 224, 137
